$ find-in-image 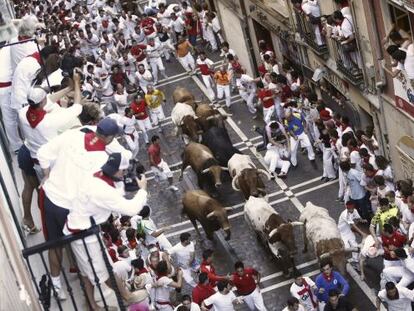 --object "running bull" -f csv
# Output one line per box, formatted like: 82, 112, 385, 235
173, 86, 197, 110
182, 190, 231, 240
298, 202, 357, 275
180, 142, 227, 193
171, 102, 202, 143
201, 126, 241, 167
228, 153, 271, 200
244, 196, 301, 276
